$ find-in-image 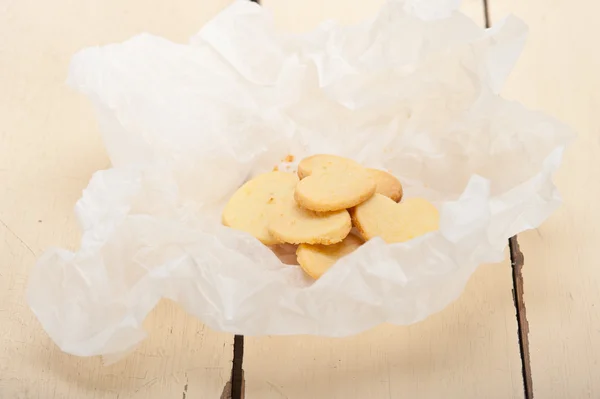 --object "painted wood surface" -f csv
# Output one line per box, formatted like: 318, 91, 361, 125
490, 0, 600, 397
0, 1, 235, 398
2, 0, 593, 398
